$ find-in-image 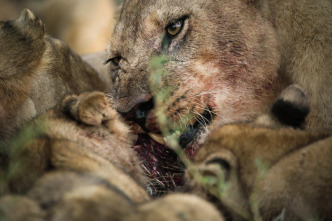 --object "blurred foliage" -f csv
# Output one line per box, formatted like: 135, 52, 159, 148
116, 0, 124, 6
0, 120, 46, 195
